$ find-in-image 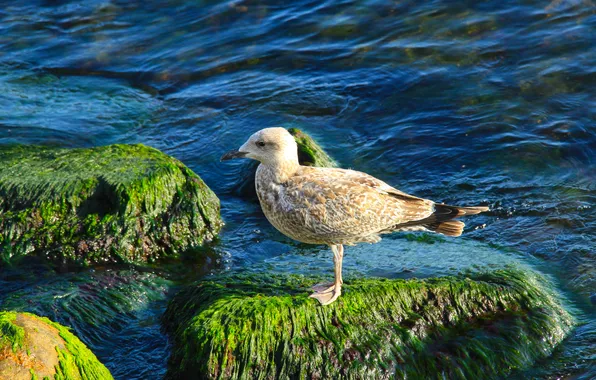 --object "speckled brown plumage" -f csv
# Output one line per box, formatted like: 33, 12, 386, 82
256, 165, 436, 245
